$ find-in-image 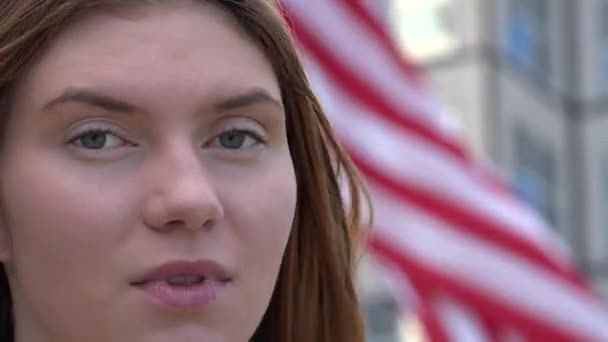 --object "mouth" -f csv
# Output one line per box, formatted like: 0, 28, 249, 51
130, 260, 232, 309
132, 275, 212, 287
